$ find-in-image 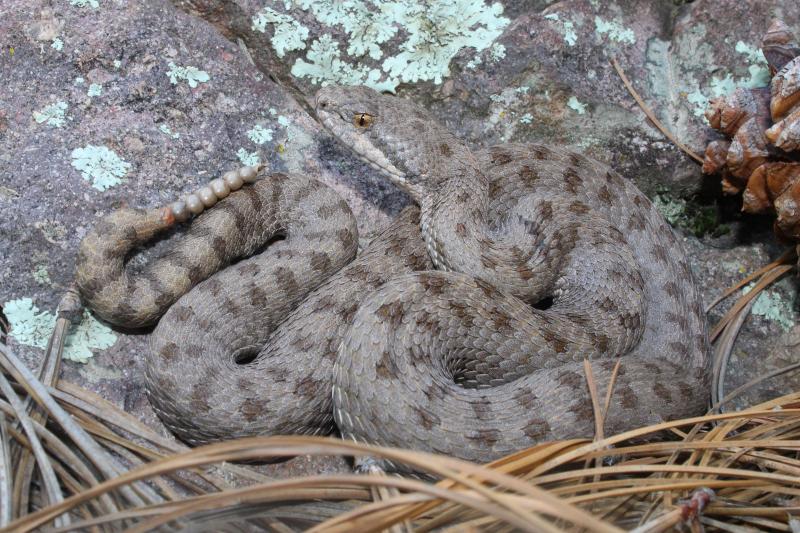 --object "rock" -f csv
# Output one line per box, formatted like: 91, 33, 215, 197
1, 0, 798, 476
